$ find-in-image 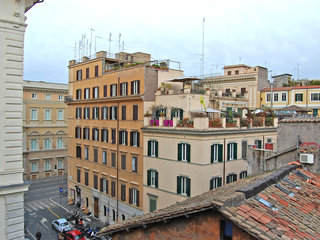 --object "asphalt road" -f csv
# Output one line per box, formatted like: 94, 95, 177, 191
24, 175, 70, 240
